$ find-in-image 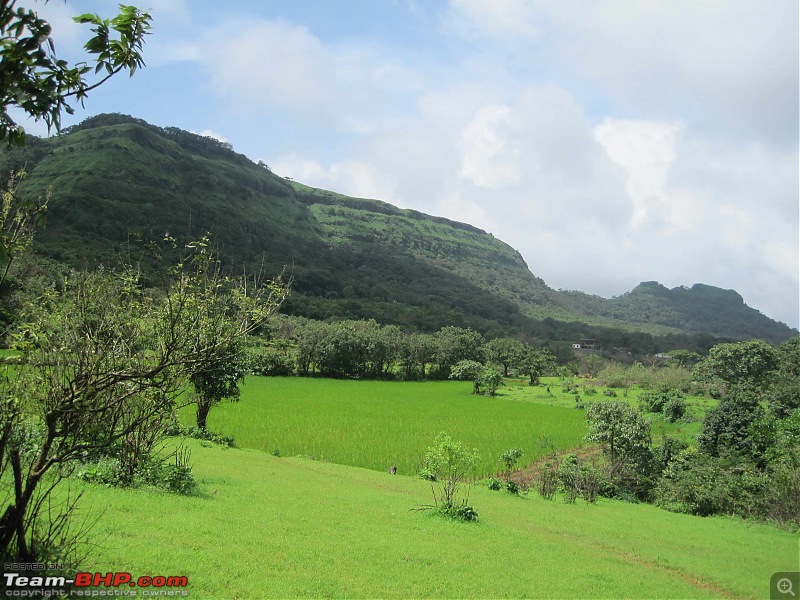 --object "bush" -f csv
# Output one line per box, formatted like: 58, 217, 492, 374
655, 448, 767, 517
421, 432, 478, 511
500, 448, 524, 479
536, 466, 559, 500
487, 478, 502, 491
506, 481, 520, 495
165, 423, 236, 447
158, 464, 198, 495
663, 395, 687, 423
438, 502, 478, 522
76, 457, 124, 487
77, 451, 198, 496
556, 455, 603, 503
248, 346, 295, 376
640, 388, 685, 415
